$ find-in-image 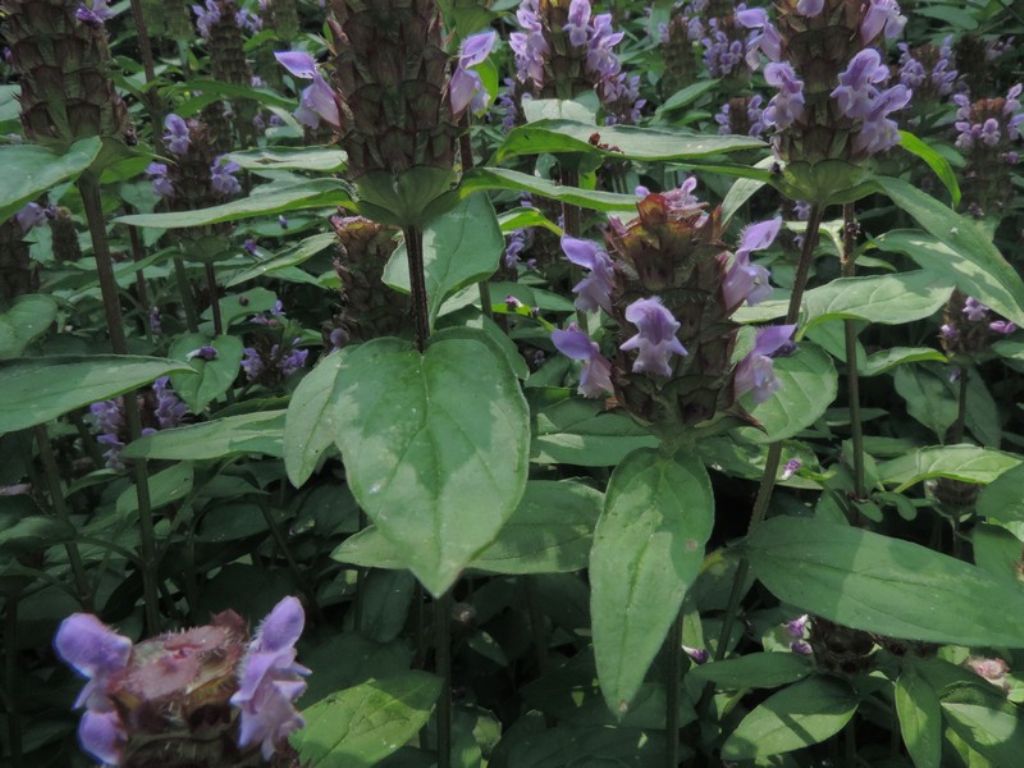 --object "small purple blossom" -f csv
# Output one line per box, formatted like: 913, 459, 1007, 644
735, 324, 796, 404
701, 19, 747, 79
146, 162, 174, 199
763, 62, 805, 130
785, 614, 810, 639
235, 7, 262, 33
683, 645, 710, 664
16, 202, 47, 233
211, 156, 242, 196
230, 596, 310, 760
510, 2, 549, 88
723, 218, 780, 309
963, 296, 989, 322
153, 377, 188, 429
162, 113, 191, 156
76, 0, 113, 27
241, 347, 264, 381
991, 320, 1017, 335
450, 30, 498, 116
192, 0, 221, 39
278, 340, 309, 376
562, 237, 615, 314
861, 0, 907, 45
148, 306, 162, 335
780, 458, 803, 481
791, 640, 813, 655
244, 238, 258, 255
736, 7, 781, 69
620, 297, 688, 378
275, 51, 340, 128
832, 49, 891, 120
186, 345, 219, 361
504, 229, 531, 270
551, 324, 614, 398
796, 0, 824, 16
